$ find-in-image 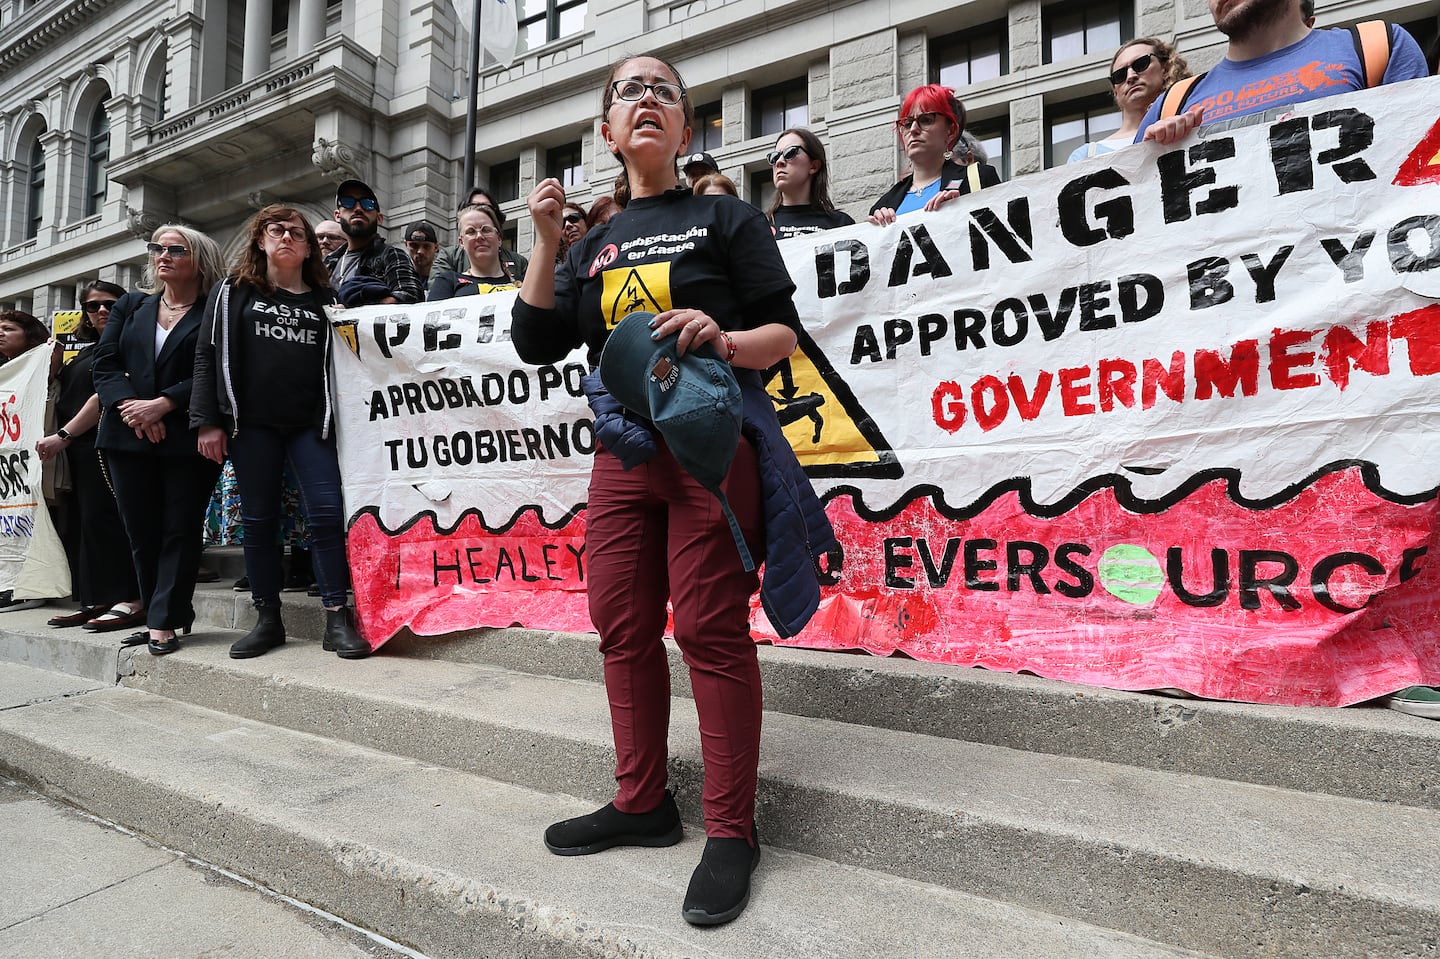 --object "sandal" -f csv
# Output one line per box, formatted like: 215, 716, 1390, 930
49, 605, 103, 628
83, 602, 146, 633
